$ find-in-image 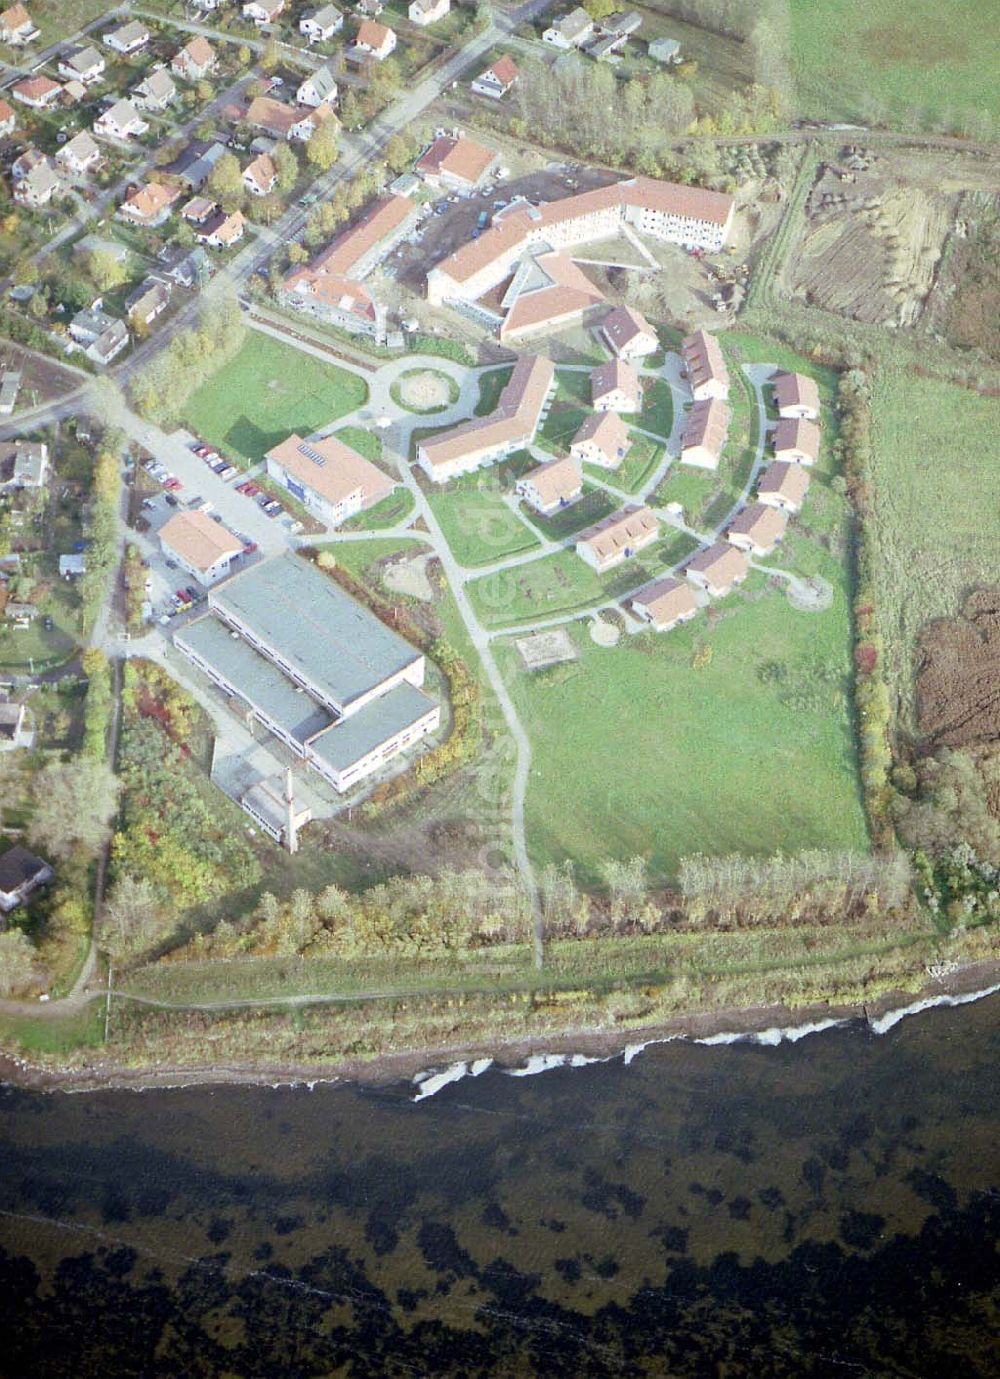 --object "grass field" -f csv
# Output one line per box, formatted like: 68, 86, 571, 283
521, 486, 617, 540
467, 530, 699, 629
340, 487, 415, 531
183, 334, 368, 467
789, 0, 1000, 134
496, 562, 867, 884
474, 365, 514, 416
868, 368, 1000, 720
426, 463, 541, 568
638, 379, 674, 438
